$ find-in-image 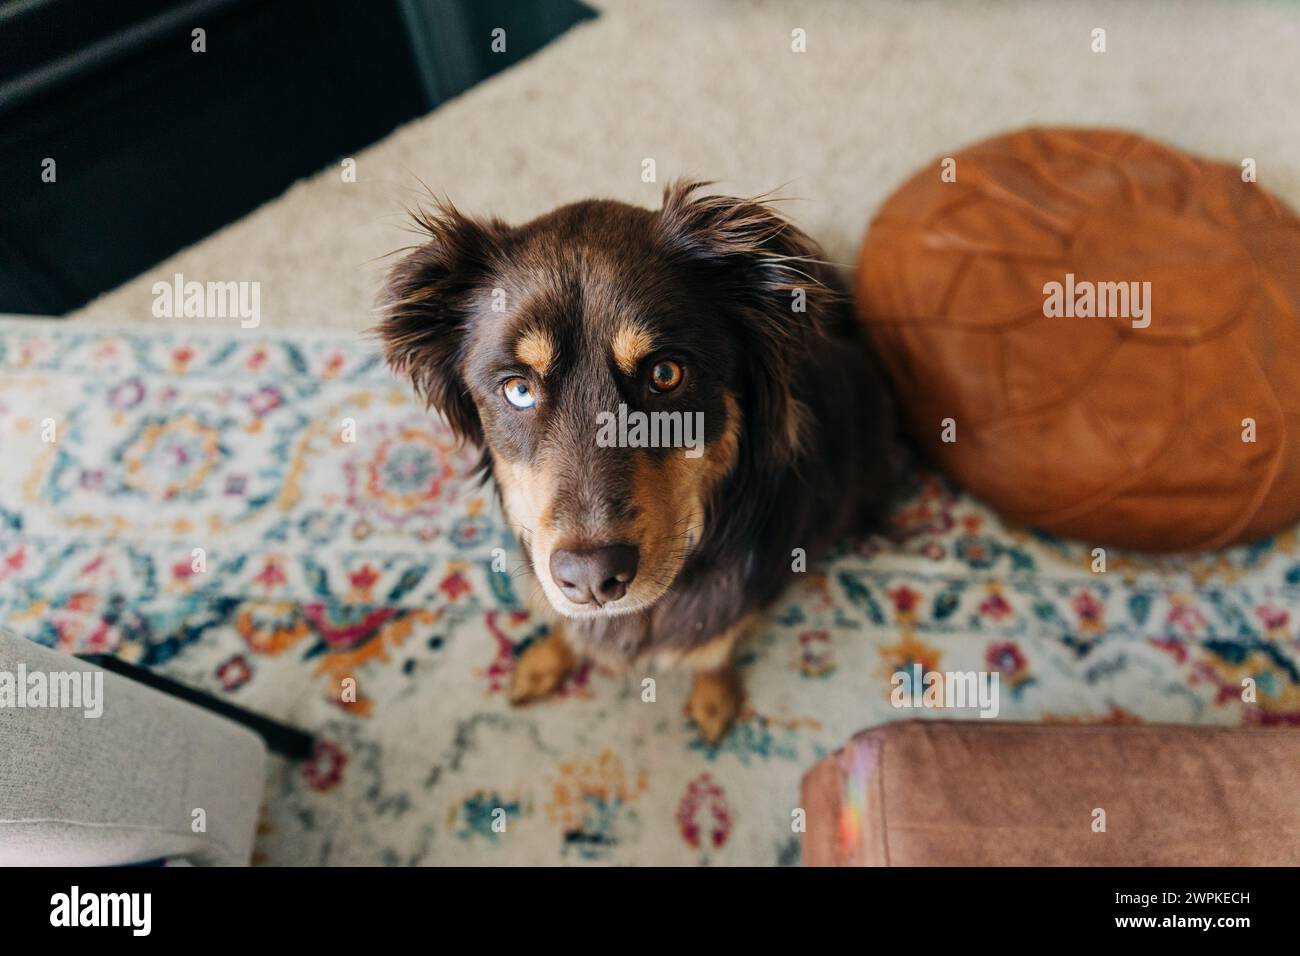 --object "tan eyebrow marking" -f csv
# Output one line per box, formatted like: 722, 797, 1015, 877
611, 322, 655, 375
516, 328, 556, 376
